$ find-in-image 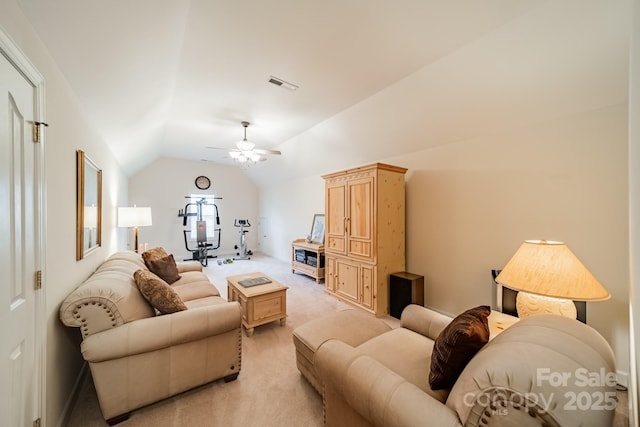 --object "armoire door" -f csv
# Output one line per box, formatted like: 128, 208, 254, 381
325, 181, 347, 255
335, 258, 359, 303
347, 176, 374, 260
